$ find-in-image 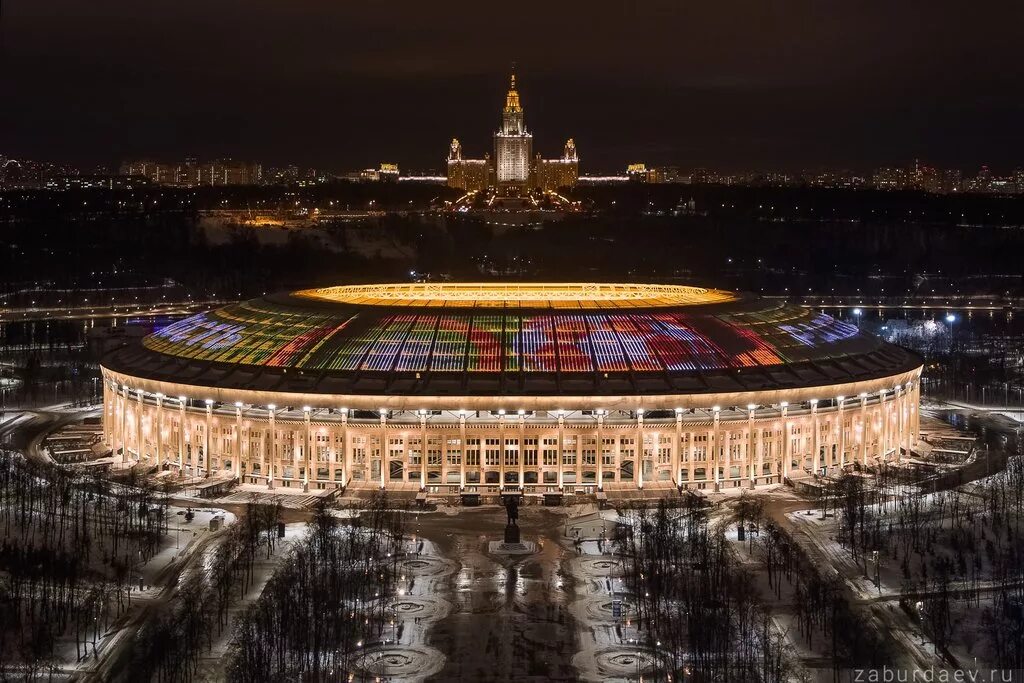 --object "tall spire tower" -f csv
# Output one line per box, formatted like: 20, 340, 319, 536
494, 67, 532, 191
502, 69, 524, 134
